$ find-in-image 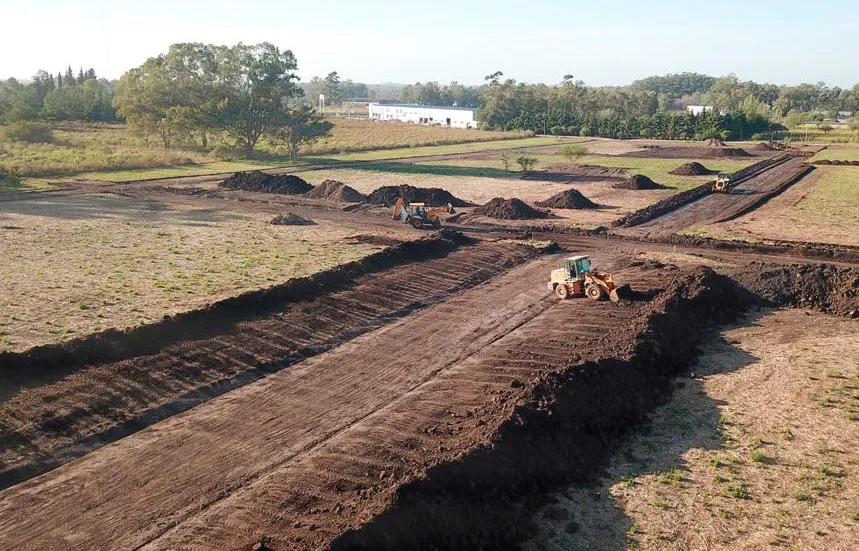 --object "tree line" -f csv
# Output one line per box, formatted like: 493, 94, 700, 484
0, 66, 115, 123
